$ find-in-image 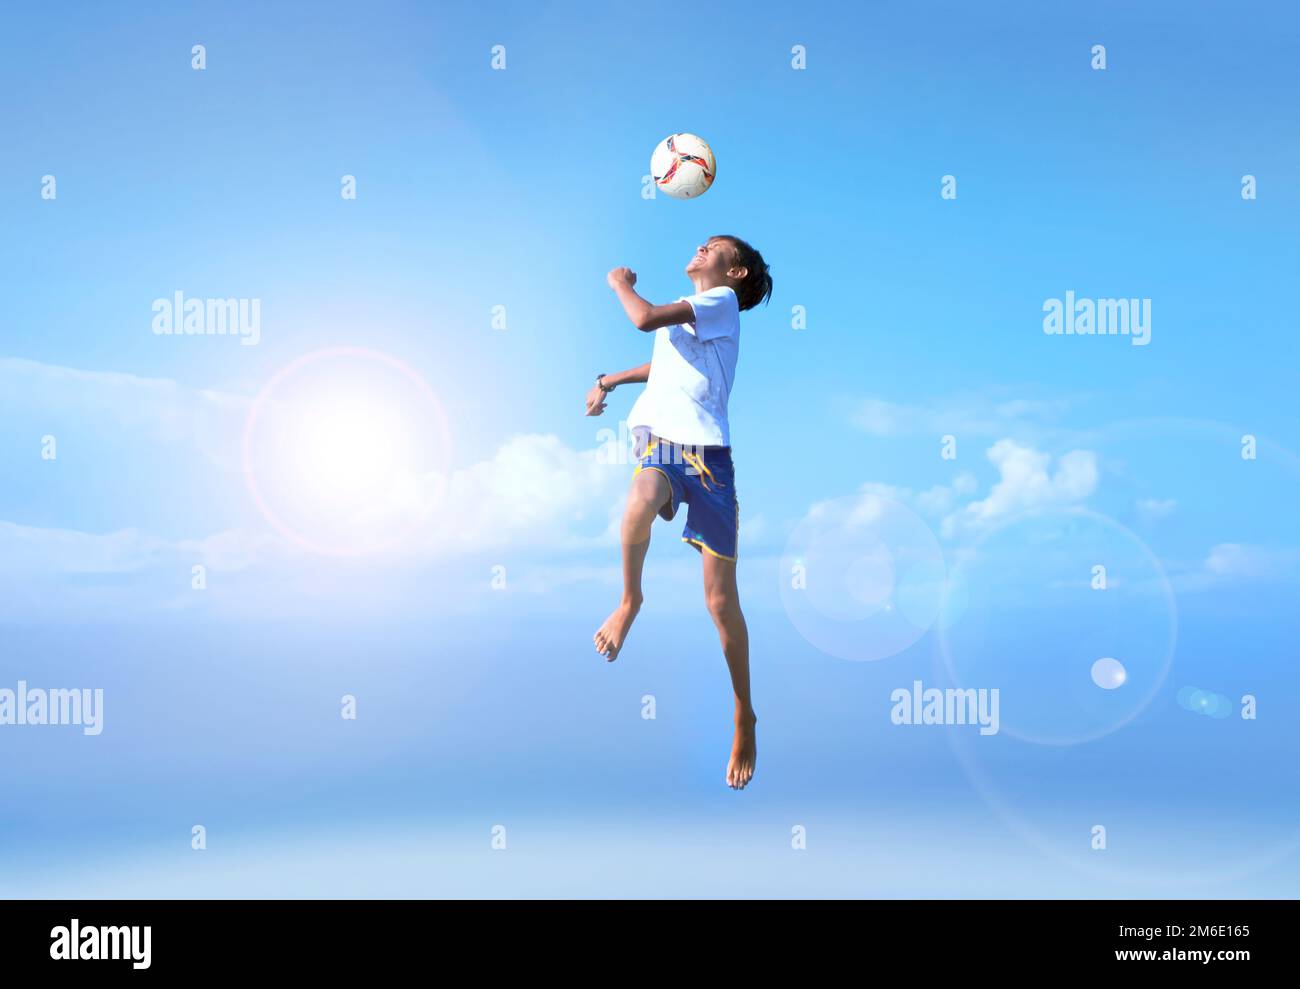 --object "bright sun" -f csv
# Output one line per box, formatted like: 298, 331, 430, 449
283, 398, 406, 505
242, 348, 451, 556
